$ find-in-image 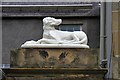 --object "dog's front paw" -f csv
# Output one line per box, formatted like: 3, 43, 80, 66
24, 40, 37, 44
37, 40, 42, 44
37, 39, 46, 44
